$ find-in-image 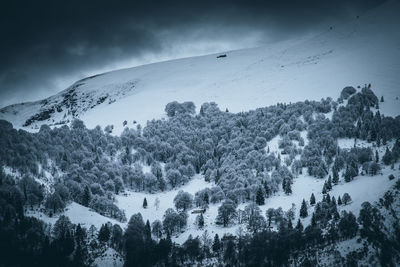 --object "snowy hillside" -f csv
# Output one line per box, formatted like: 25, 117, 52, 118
1, 1, 400, 266
1, 0, 400, 135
